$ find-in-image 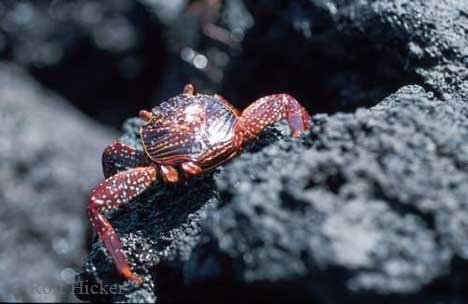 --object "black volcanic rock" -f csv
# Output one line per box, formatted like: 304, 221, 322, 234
0, 63, 114, 302
76, 85, 468, 303
185, 85, 468, 303
222, 0, 468, 114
